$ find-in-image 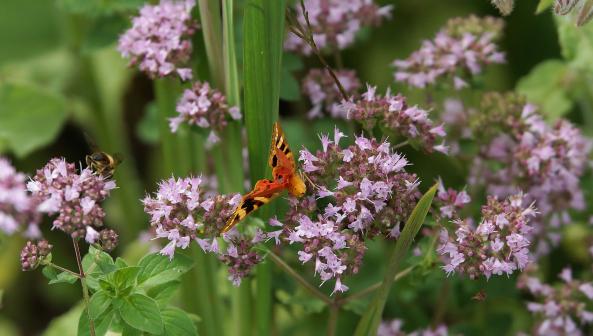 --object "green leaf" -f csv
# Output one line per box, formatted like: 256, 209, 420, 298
536, 0, 554, 14
115, 257, 129, 268
555, 15, 593, 69
0, 83, 66, 157
159, 307, 198, 336
354, 184, 438, 336
77, 309, 113, 336
243, 2, 286, 336
83, 245, 116, 275
88, 290, 113, 319
42, 266, 78, 285
118, 293, 163, 334
516, 60, 572, 121
109, 266, 142, 291
137, 253, 193, 288
146, 280, 181, 305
